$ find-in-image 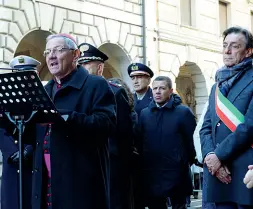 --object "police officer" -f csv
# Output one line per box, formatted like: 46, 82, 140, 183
128, 63, 154, 117
127, 63, 154, 209
0, 55, 40, 209
78, 43, 134, 209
